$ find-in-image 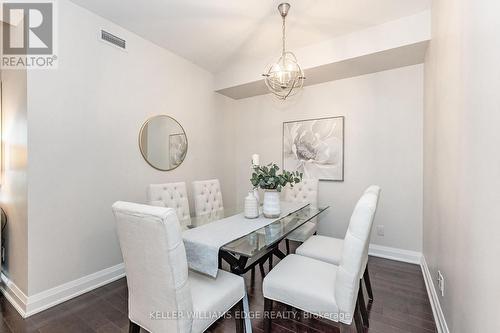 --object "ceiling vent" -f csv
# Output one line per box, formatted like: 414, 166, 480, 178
100, 30, 126, 50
